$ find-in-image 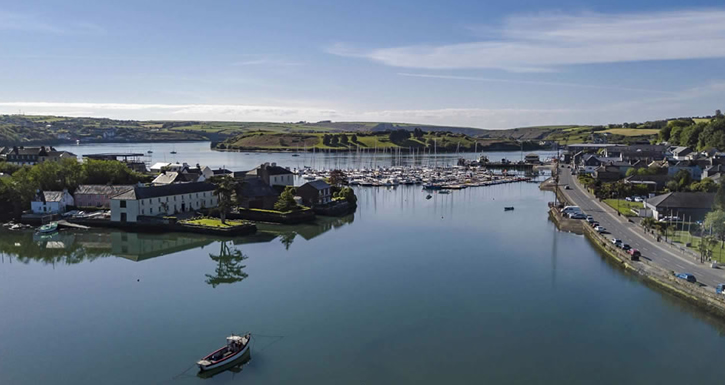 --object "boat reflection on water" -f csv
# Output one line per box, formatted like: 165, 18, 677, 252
196, 349, 252, 380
